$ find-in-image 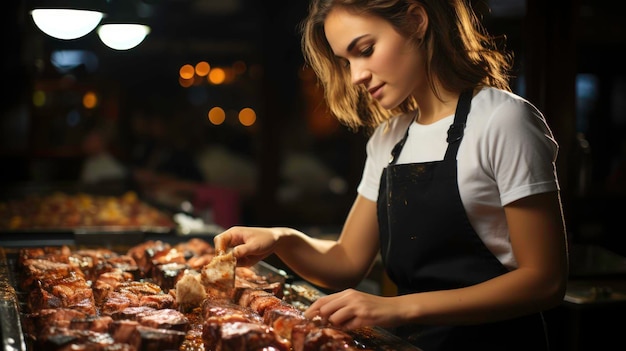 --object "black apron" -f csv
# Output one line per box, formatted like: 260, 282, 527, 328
377, 90, 549, 351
